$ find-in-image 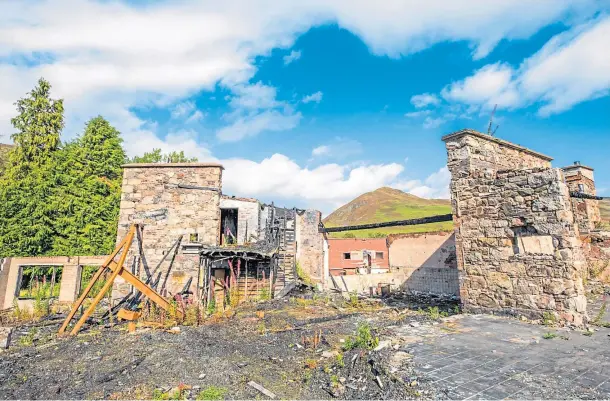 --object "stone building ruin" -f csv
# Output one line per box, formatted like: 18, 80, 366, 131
0, 128, 608, 327
443, 129, 606, 325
